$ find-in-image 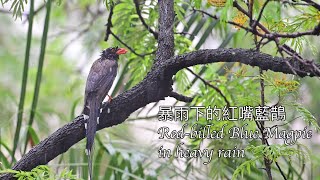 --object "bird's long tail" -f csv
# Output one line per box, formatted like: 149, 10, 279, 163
86, 98, 99, 180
